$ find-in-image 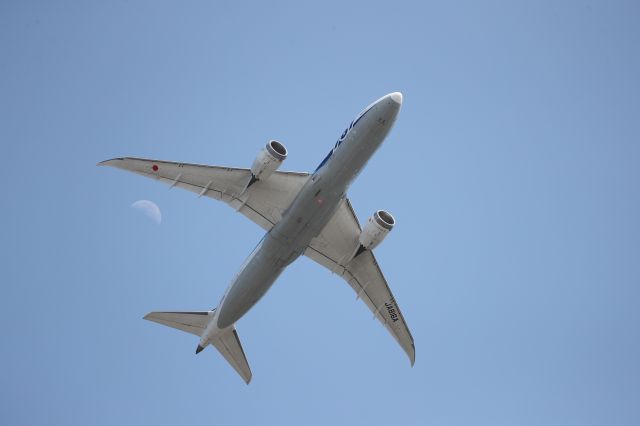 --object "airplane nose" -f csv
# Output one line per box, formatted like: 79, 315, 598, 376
389, 92, 403, 105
